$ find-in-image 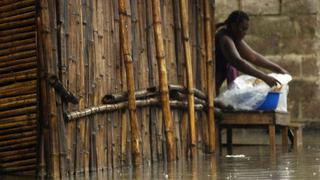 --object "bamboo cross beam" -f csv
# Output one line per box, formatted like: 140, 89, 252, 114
204, 0, 216, 153
151, 0, 176, 161
101, 87, 158, 104
169, 84, 206, 100
66, 98, 204, 121
118, 0, 142, 166
170, 90, 207, 107
48, 75, 78, 104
